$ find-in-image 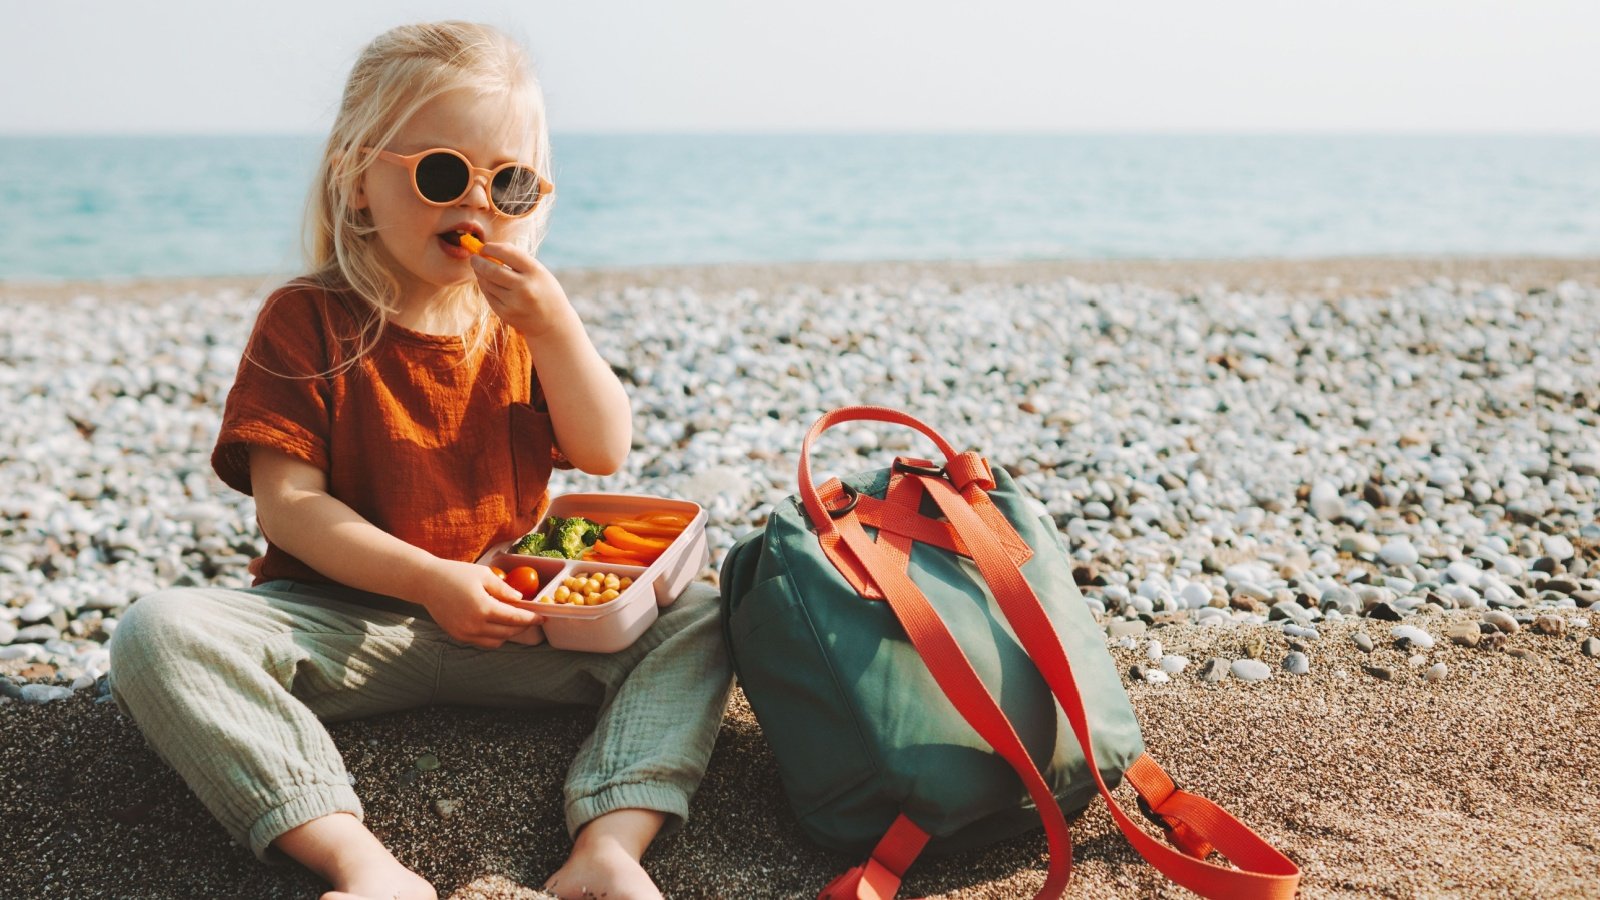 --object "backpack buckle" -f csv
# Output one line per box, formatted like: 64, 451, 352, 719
1136, 777, 1180, 830
891, 458, 946, 479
